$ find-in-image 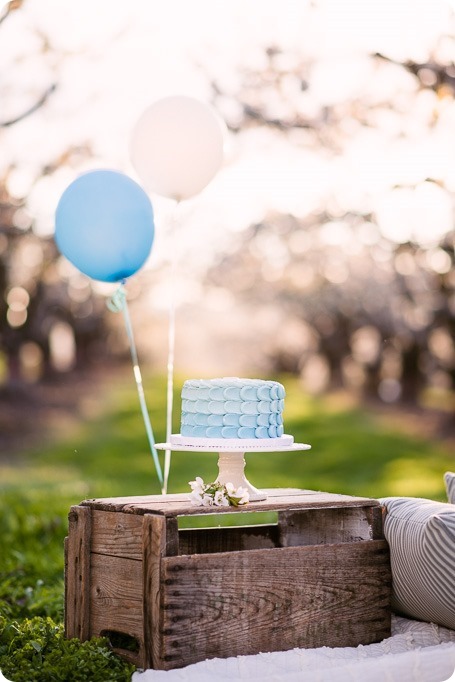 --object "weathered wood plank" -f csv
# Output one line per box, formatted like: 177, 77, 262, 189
91, 511, 143, 559
142, 514, 168, 669
65, 505, 91, 640
81, 490, 381, 516
90, 553, 143, 602
124, 493, 381, 517
366, 504, 385, 540
90, 598, 144, 644
158, 540, 391, 668
89, 553, 144, 667
165, 517, 179, 557
81, 489, 305, 510
179, 525, 279, 555
278, 507, 373, 546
